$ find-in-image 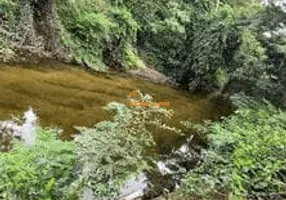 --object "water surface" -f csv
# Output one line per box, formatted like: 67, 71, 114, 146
0, 63, 230, 152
